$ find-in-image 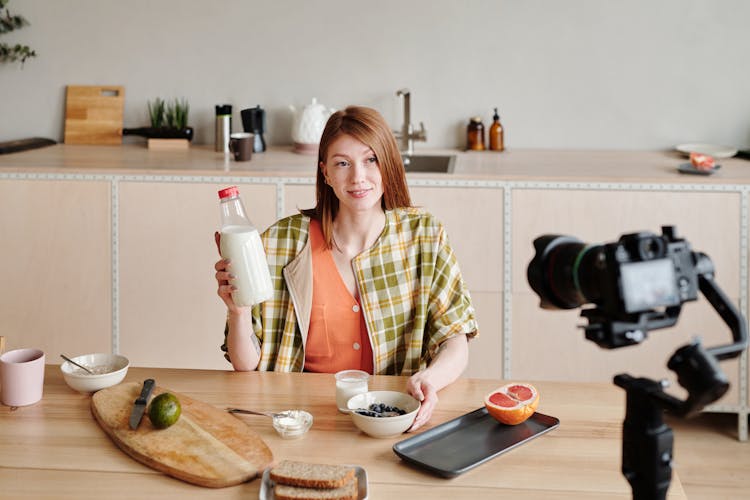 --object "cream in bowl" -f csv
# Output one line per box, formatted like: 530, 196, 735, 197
346, 390, 420, 438
60, 353, 129, 392
272, 410, 313, 439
